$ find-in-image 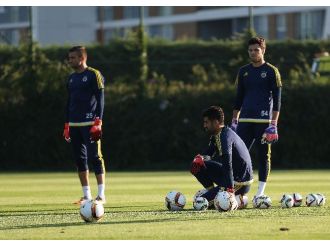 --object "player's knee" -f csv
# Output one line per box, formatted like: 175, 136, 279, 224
235, 185, 251, 195
92, 158, 105, 175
